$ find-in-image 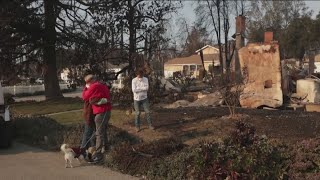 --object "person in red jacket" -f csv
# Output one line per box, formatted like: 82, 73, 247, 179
82, 74, 112, 164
